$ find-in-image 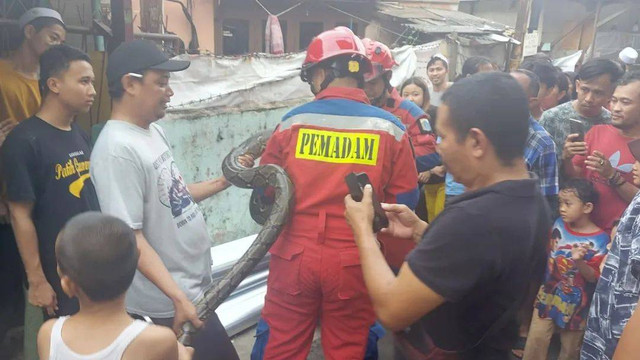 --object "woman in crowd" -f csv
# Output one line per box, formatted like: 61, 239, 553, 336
400, 77, 445, 222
